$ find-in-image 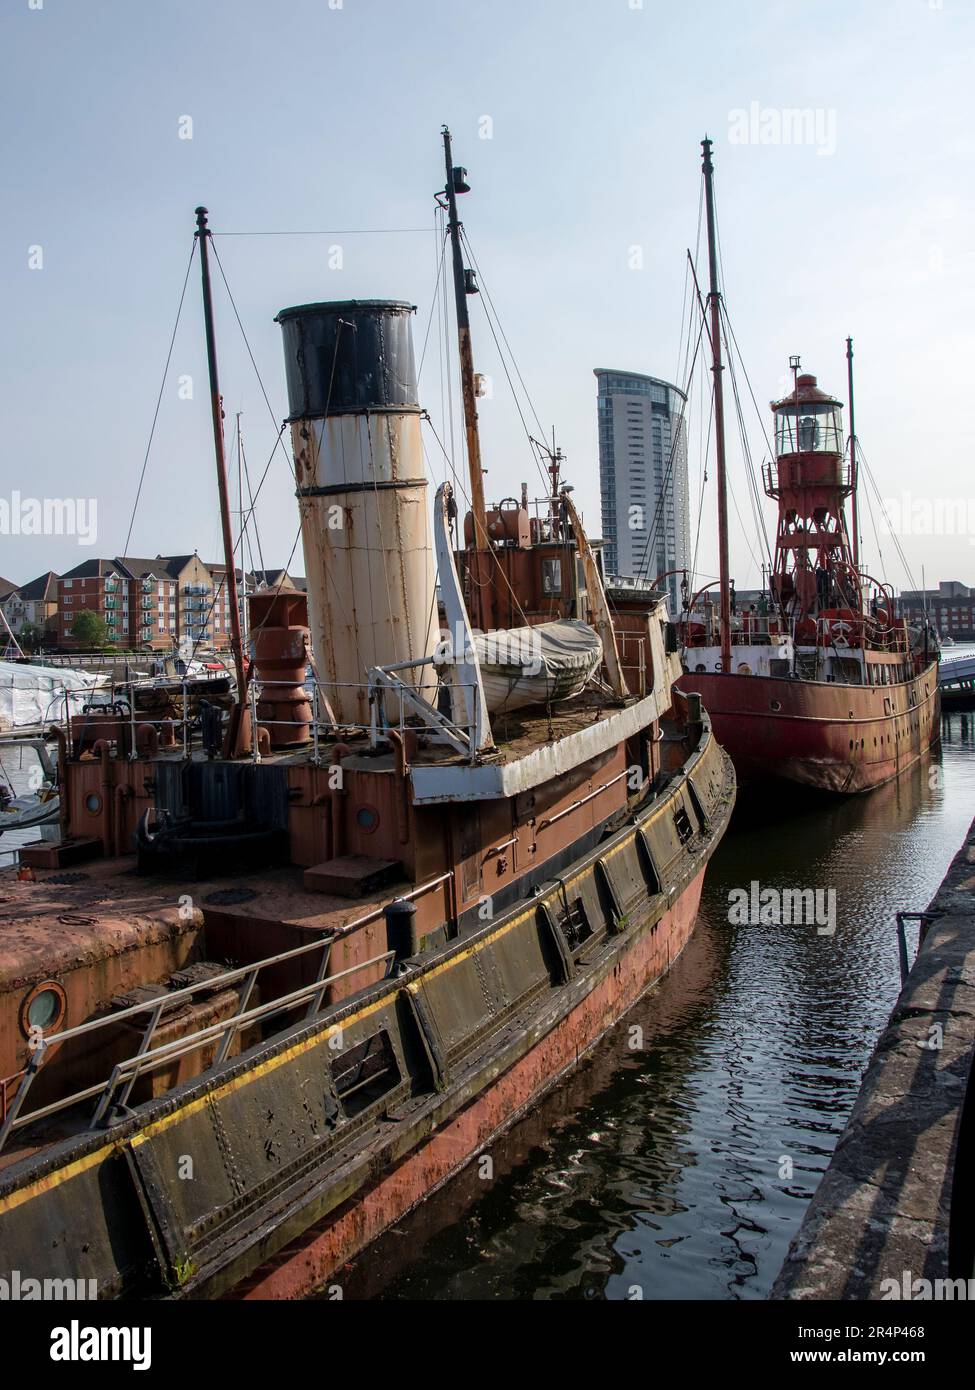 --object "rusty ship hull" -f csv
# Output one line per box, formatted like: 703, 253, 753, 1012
0, 721, 732, 1300
679, 661, 940, 794
0, 147, 737, 1303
